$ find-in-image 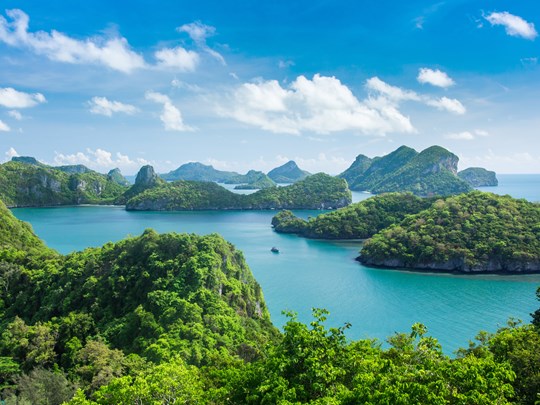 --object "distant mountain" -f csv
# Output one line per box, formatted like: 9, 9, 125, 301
458, 167, 498, 187
56, 164, 93, 174
267, 161, 311, 183
107, 168, 130, 186
340, 146, 418, 191
338, 154, 372, 188
339, 145, 472, 196
11, 156, 47, 167
161, 162, 241, 182
233, 171, 276, 190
